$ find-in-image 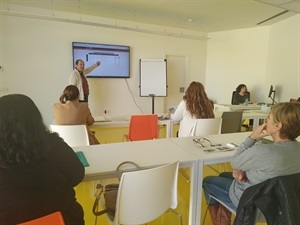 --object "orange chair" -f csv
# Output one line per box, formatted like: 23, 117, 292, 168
18, 211, 65, 225
124, 114, 158, 141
